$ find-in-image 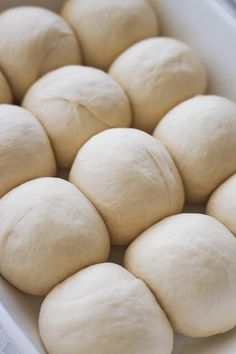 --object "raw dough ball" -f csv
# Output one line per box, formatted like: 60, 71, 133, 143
109, 37, 207, 133
61, 0, 158, 70
124, 213, 236, 337
69, 128, 184, 245
0, 70, 12, 103
39, 263, 173, 354
0, 6, 81, 102
207, 174, 236, 235
0, 105, 56, 198
23, 65, 131, 168
0, 178, 110, 296
154, 95, 236, 203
